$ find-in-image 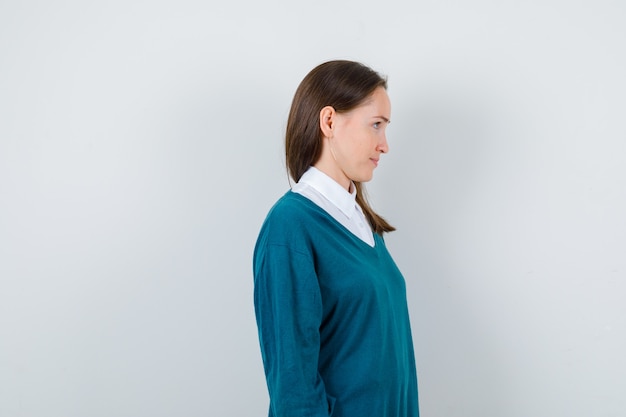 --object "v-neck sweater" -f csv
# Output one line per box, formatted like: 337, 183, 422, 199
253, 191, 419, 417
